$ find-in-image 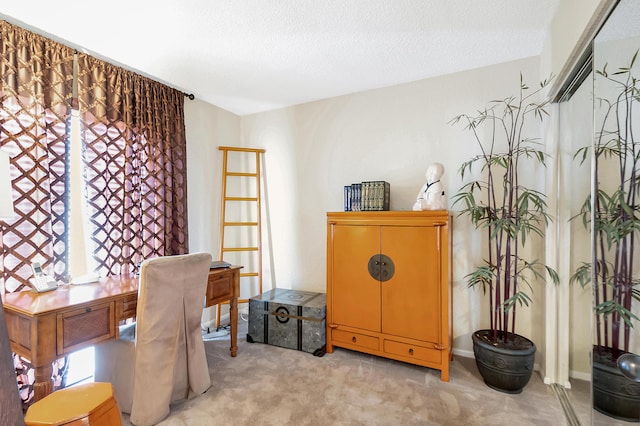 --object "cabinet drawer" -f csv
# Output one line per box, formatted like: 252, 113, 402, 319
117, 294, 137, 321
332, 329, 379, 351
383, 339, 442, 364
57, 302, 115, 355
207, 272, 233, 304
